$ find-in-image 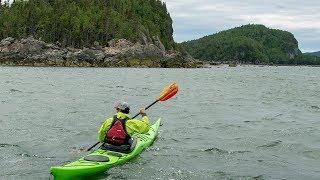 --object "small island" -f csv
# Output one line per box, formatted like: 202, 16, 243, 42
181, 24, 320, 66
0, 0, 200, 68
